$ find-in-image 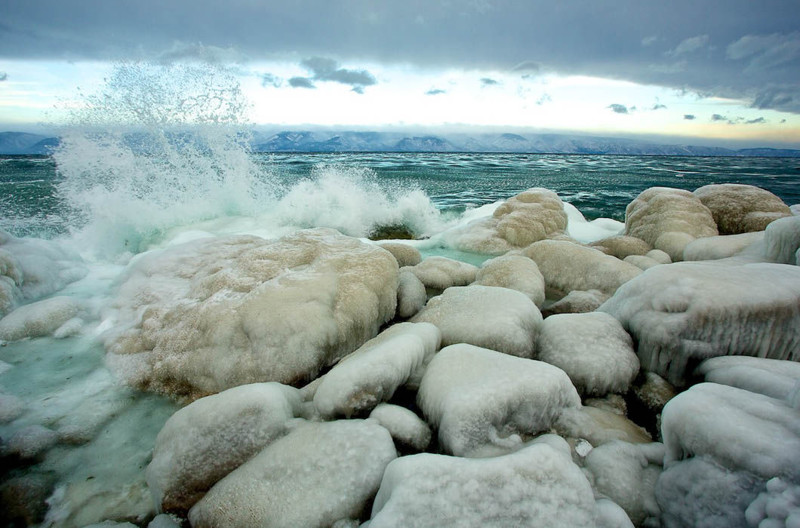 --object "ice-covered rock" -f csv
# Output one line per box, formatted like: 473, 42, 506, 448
661, 383, 800, 480
522, 240, 642, 299
4, 424, 59, 459
584, 440, 664, 526
600, 261, 800, 385
367, 436, 600, 528
474, 254, 546, 306
104, 228, 399, 400
401, 256, 478, 292
745, 477, 800, 528
536, 312, 639, 397
683, 231, 764, 261
564, 203, 626, 244
696, 356, 800, 403
762, 215, 800, 265
188, 419, 396, 528
541, 289, 609, 317
694, 183, 792, 235
0, 391, 25, 423
554, 406, 652, 446
312, 323, 440, 418
646, 249, 672, 264
146, 383, 303, 513
625, 187, 718, 261
0, 230, 87, 317
147, 514, 182, 528
369, 403, 432, 452
0, 296, 82, 342
623, 254, 663, 270
444, 188, 569, 254
411, 285, 541, 357
377, 242, 421, 267
417, 344, 580, 456
395, 270, 426, 319
590, 235, 652, 260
